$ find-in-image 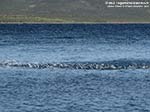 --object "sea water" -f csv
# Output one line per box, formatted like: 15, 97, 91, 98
0, 24, 150, 112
